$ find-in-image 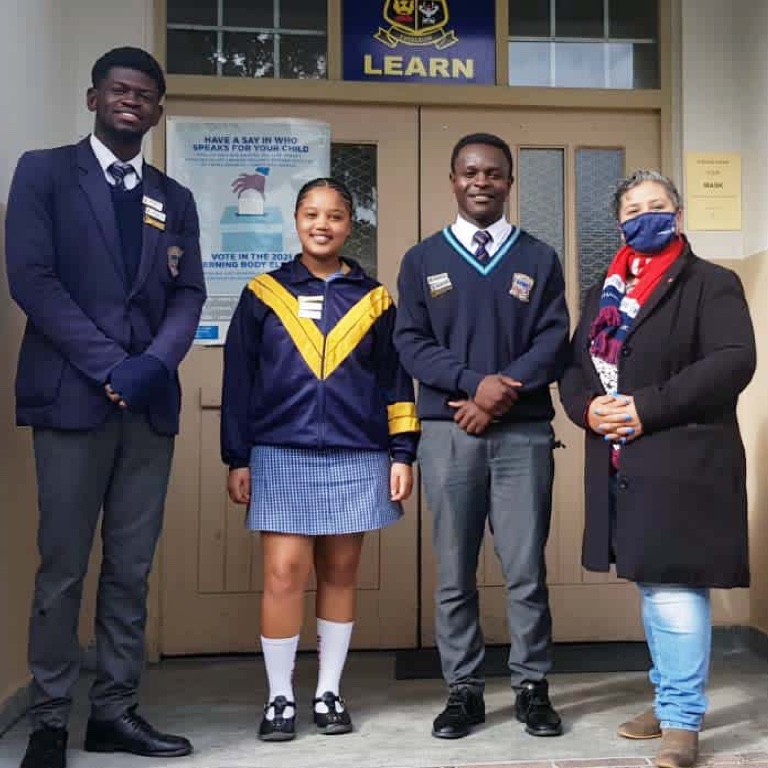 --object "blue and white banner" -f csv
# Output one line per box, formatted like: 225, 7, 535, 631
166, 117, 330, 345
344, 0, 496, 85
